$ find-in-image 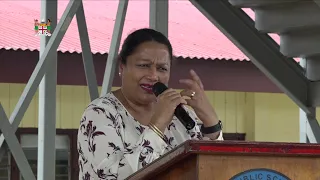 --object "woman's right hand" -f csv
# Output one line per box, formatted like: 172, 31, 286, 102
150, 88, 187, 132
